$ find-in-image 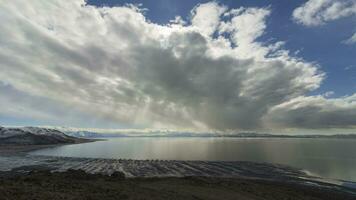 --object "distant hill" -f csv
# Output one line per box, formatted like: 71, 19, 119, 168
63, 129, 356, 139
0, 126, 90, 145
65, 131, 103, 138
65, 131, 128, 138
224, 132, 356, 139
